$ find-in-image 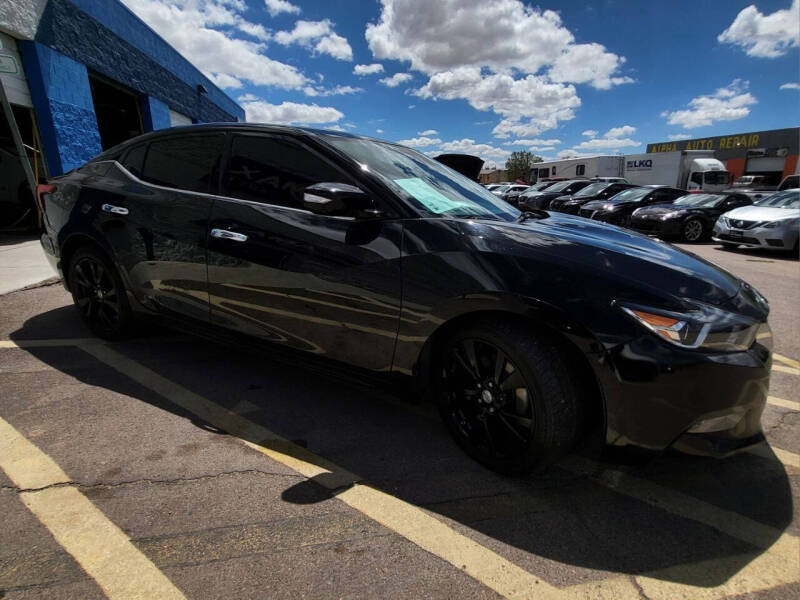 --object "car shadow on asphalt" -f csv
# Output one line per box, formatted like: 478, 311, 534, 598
11, 307, 795, 588
678, 240, 799, 262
